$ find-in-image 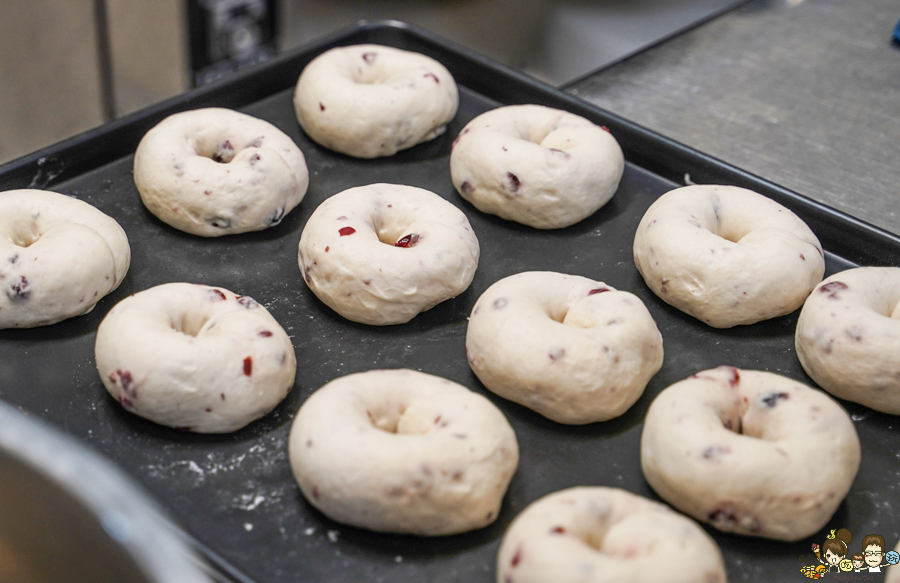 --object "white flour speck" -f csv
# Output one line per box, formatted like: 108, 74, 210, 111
394, 556, 403, 563
244, 523, 253, 532
304, 527, 315, 536
327, 529, 340, 543
238, 494, 266, 510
